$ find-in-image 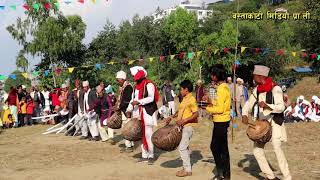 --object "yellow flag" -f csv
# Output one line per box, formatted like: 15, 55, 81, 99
170, 55, 175, 60
149, 57, 154, 62
241, 47, 247, 53
197, 51, 203, 57
68, 67, 75, 73
128, 60, 136, 65
92, 0, 96, 3
22, 73, 28, 79
291, 51, 297, 57
214, 49, 219, 55
108, 61, 116, 65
